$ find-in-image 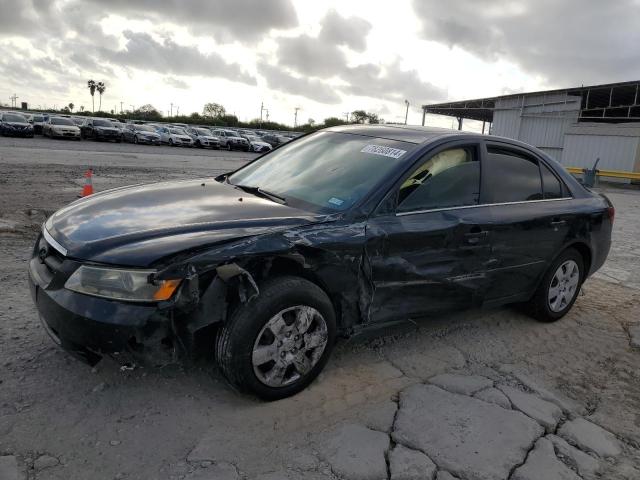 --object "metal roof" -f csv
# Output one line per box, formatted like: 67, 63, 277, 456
423, 79, 640, 124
